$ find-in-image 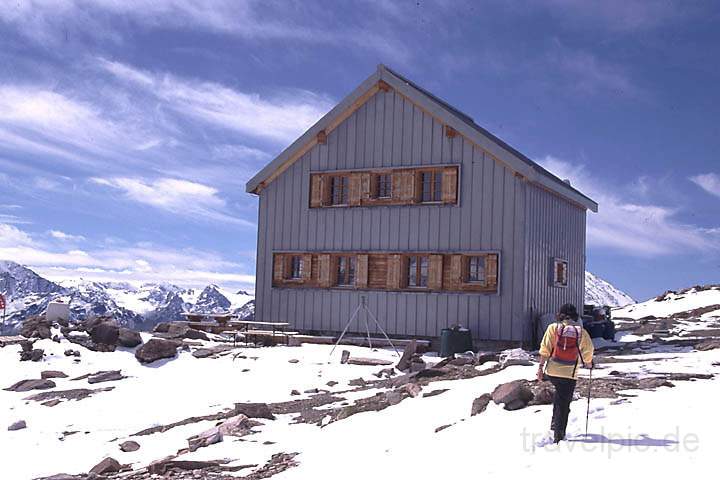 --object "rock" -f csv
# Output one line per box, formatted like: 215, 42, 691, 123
398, 383, 421, 398
117, 328, 143, 348
89, 457, 121, 475
326, 380, 339, 387
234, 402, 276, 420
87, 370, 125, 384
42, 399, 61, 407
21, 348, 45, 362
4, 379, 56, 392
396, 339, 417, 371
183, 328, 209, 341
187, 427, 223, 452
492, 380, 534, 410
41, 370, 68, 379
64, 349, 76, 357
435, 424, 452, 433
304, 388, 319, 394
498, 348, 533, 368
8, 420, 27, 431
25, 387, 114, 403
373, 368, 397, 378
90, 321, 120, 347
119, 440, 140, 452
192, 345, 233, 358
476, 352, 500, 364
340, 350, 350, 364
52, 335, 61, 343
288, 358, 299, 364
290, 389, 300, 396
471, 393, 492, 416
696, 339, 720, 351
529, 382, 555, 406
410, 356, 427, 372
20, 315, 53, 339
152, 322, 172, 333
135, 338, 179, 364
148, 458, 220, 475
346, 357, 393, 366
